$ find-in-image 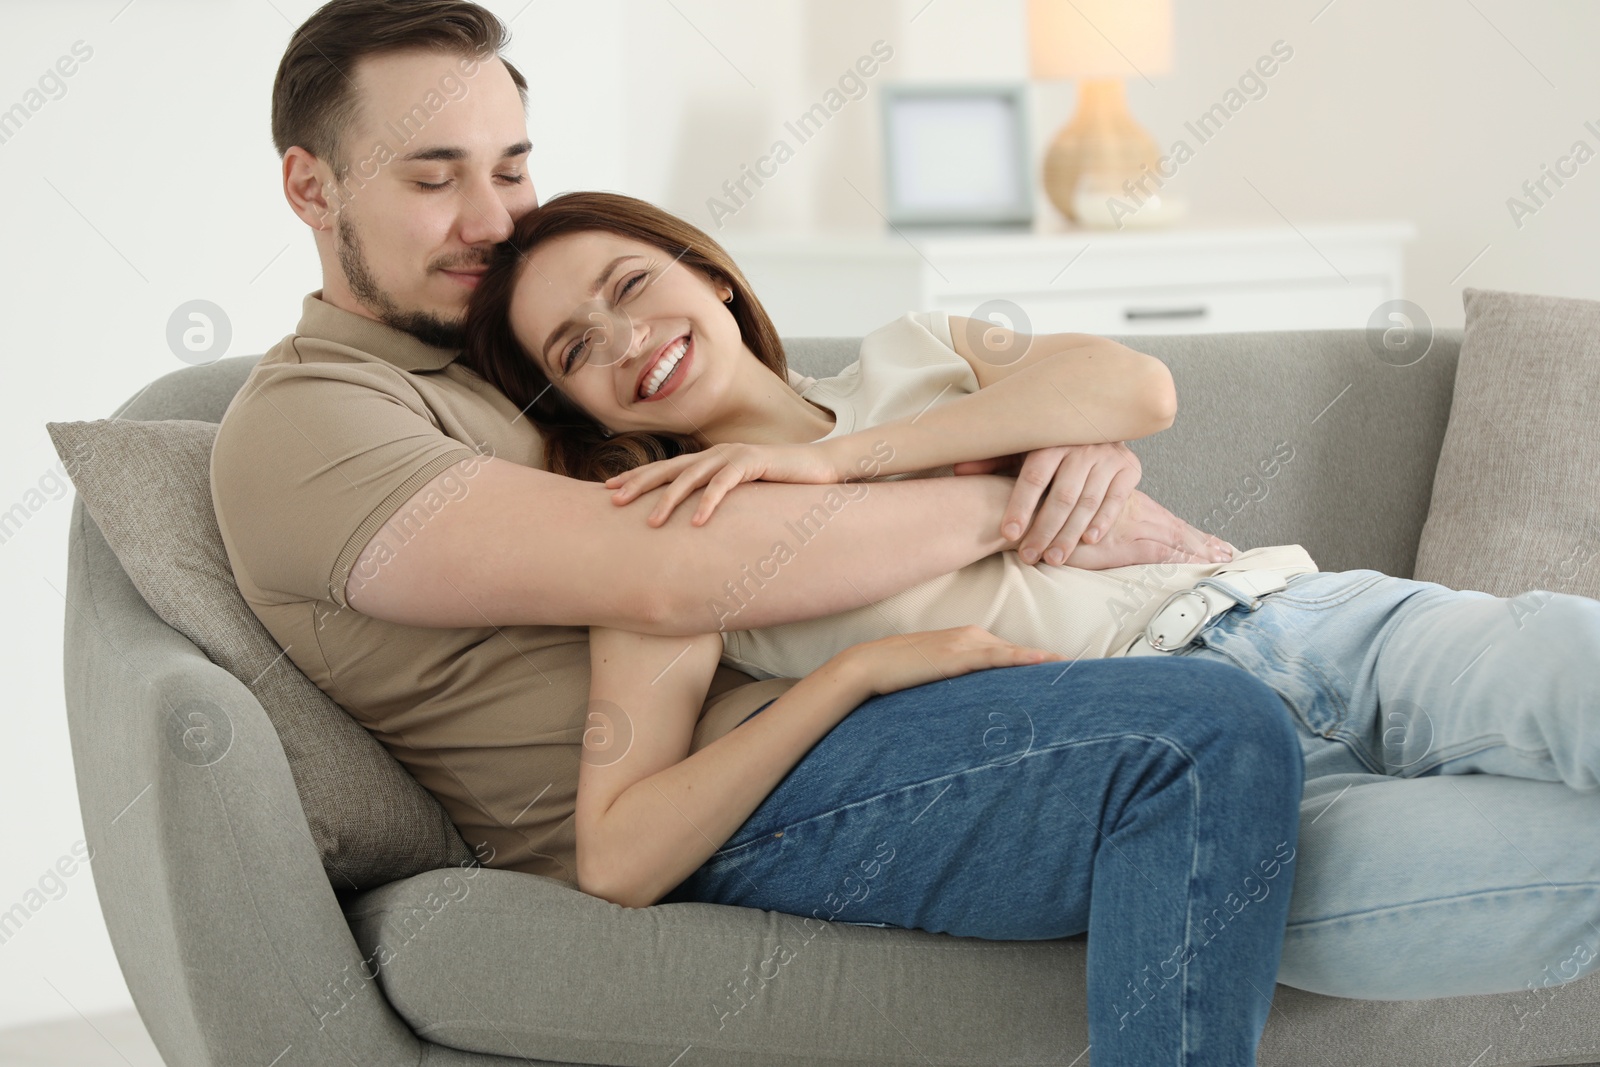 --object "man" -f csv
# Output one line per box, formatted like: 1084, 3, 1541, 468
213, 0, 1227, 886
211, 0, 1599, 1020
